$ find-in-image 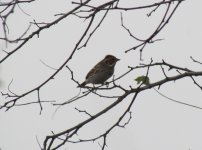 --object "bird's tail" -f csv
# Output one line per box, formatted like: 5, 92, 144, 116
77, 81, 86, 88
